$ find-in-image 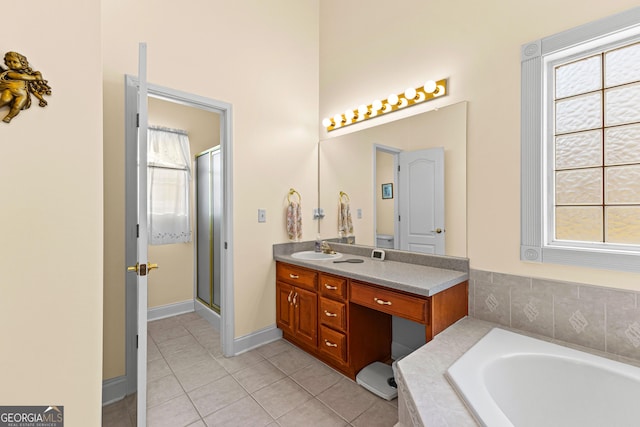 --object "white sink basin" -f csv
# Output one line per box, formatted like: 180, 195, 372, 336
291, 251, 342, 261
